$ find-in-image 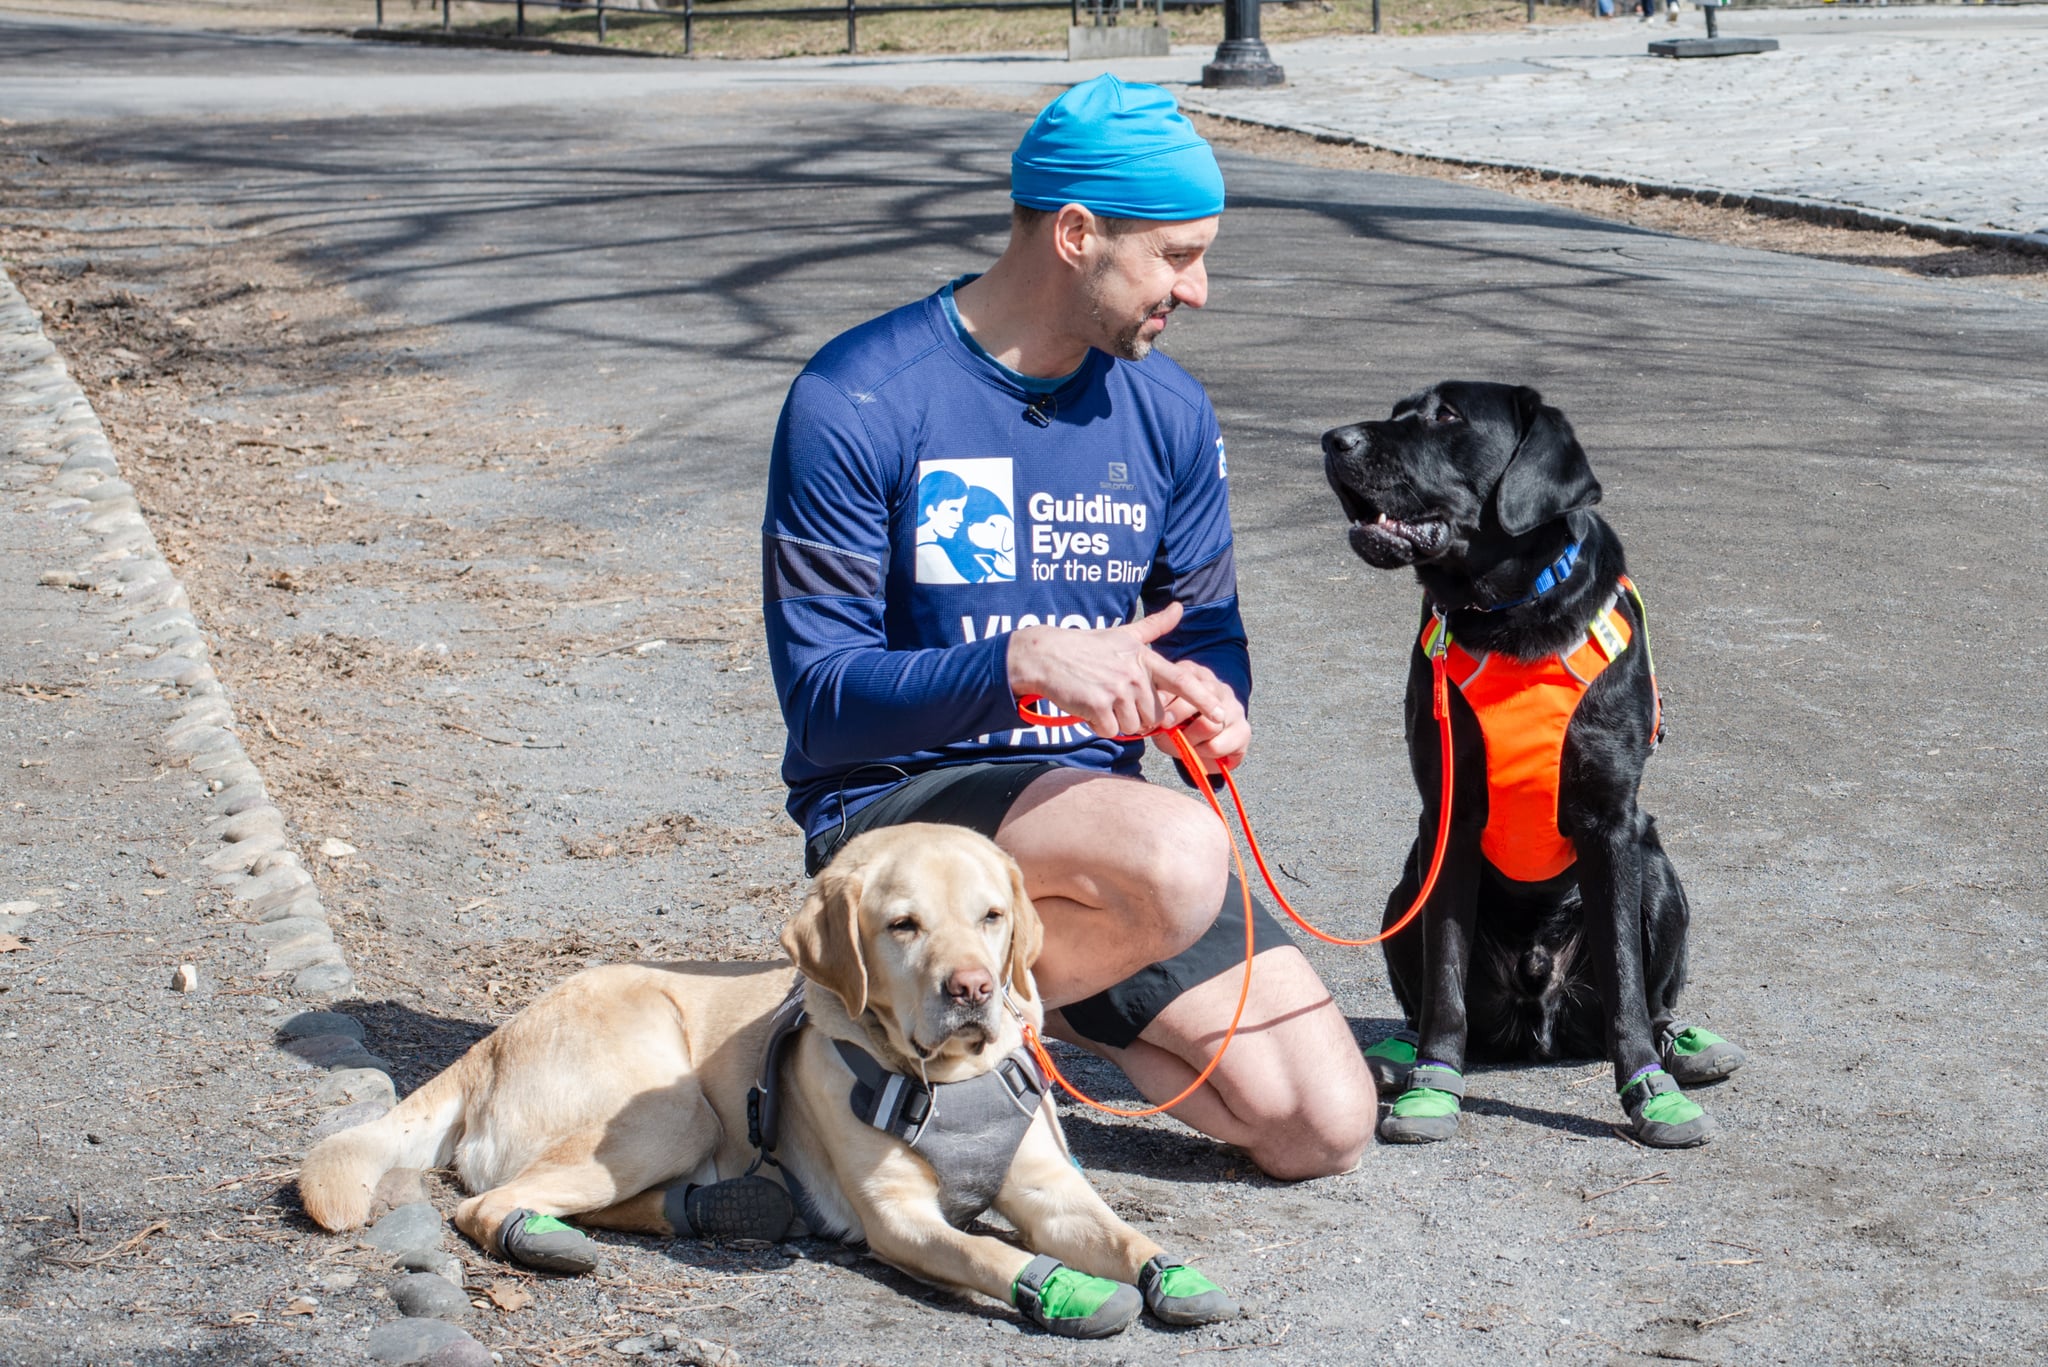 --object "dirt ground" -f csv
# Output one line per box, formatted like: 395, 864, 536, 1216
0, 0, 1587, 59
